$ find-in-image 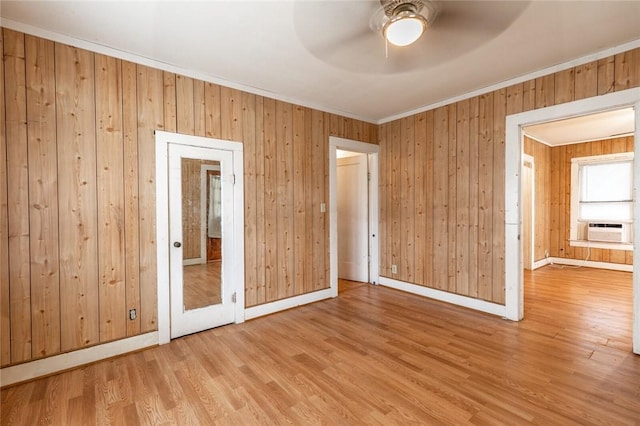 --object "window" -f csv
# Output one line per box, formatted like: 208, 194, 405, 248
570, 152, 634, 246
